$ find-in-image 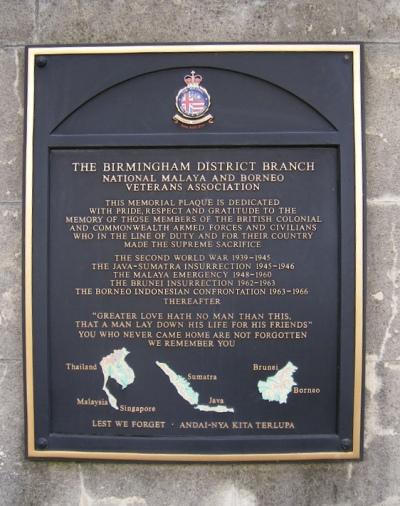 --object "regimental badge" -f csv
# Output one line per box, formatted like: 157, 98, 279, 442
173, 71, 214, 127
